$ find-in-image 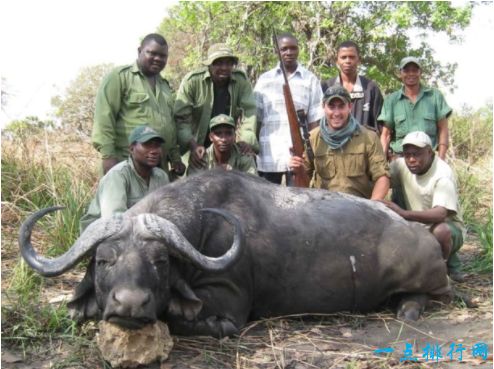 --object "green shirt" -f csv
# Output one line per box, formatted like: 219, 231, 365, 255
92, 63, 181, 170
305, 126, 389, 199
79, 157, 169, 232
173, 67, 258, 153
187, 144, 258, 176
378, 85, 452, 153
